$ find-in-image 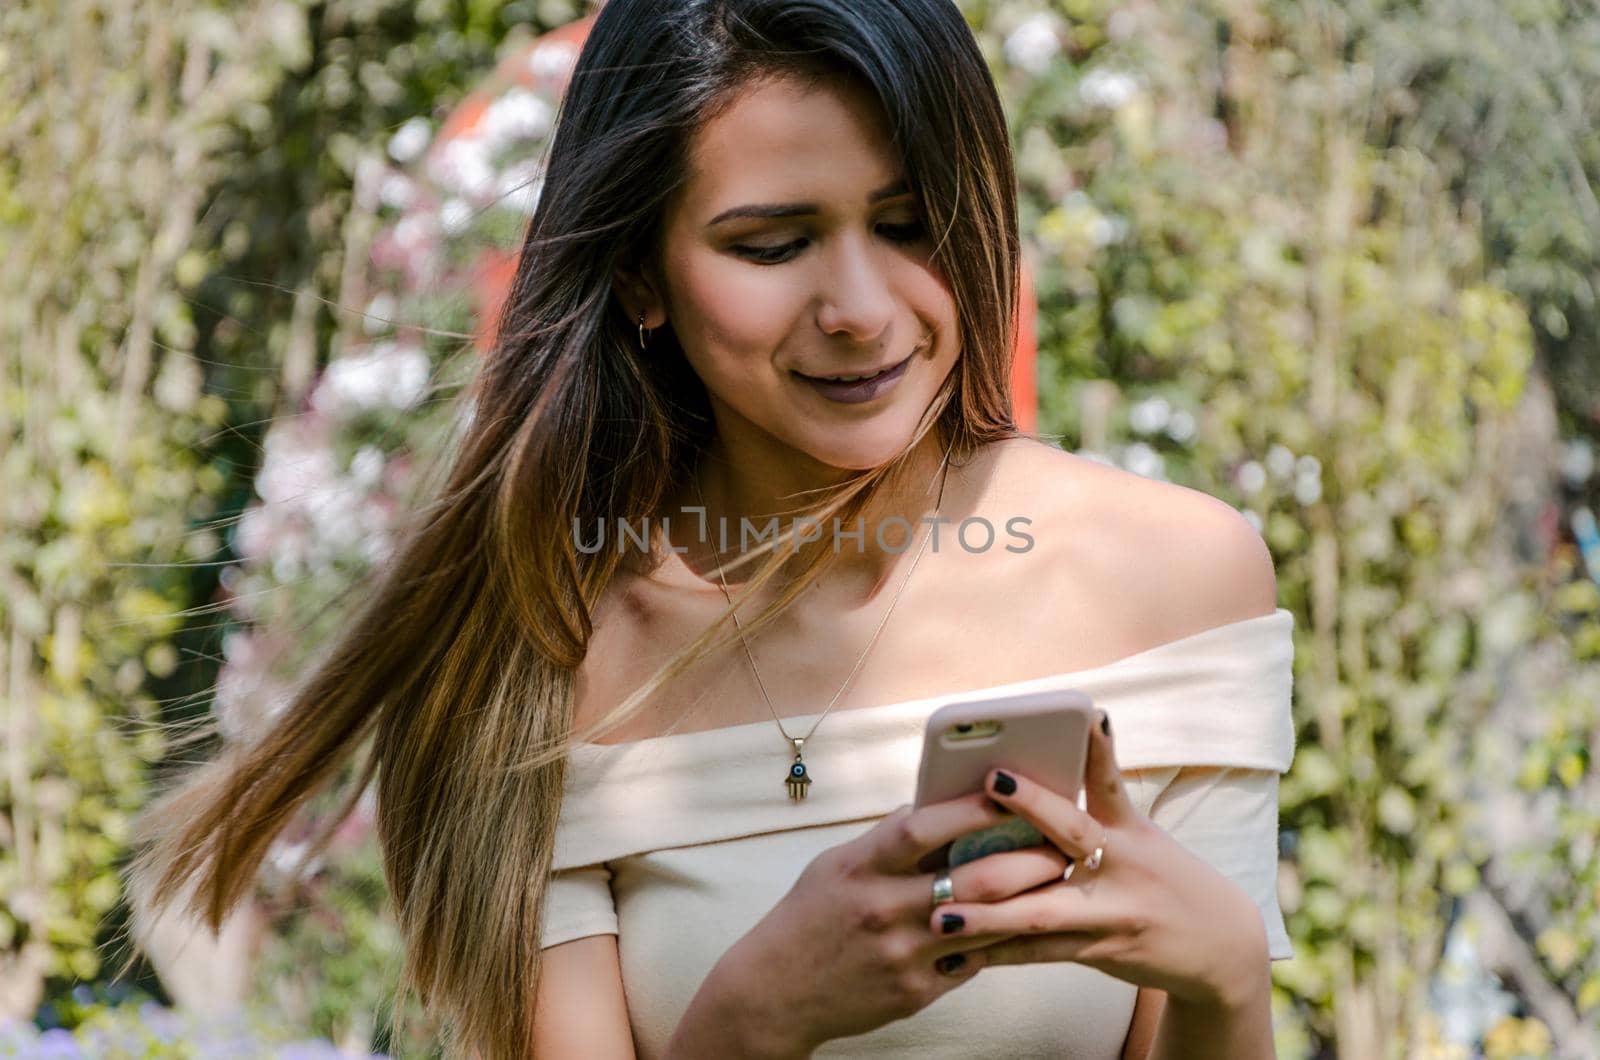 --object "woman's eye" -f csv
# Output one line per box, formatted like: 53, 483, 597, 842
733, 239, 807, 264
731, 220, 926, 265
878, 220, 927, 244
